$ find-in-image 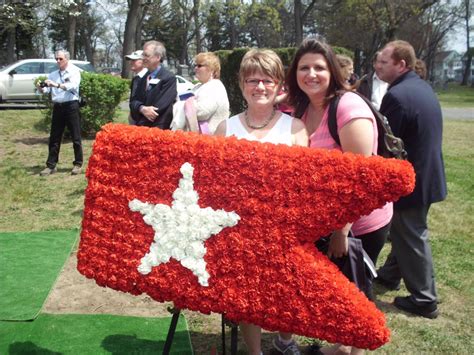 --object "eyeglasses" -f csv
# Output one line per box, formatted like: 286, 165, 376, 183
244, 78, 277, 87
195, 64, 207, 68
55, 58, 65, 61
